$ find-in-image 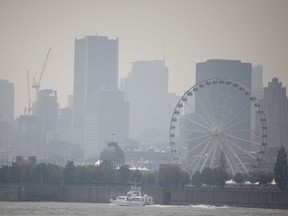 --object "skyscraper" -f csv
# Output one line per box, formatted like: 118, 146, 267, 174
252, 65, 264, 100
196, 59, 252, 88
0, 79, 14, 122
73, 35, 118, 130
38, 89, 58, 133
83, 85, 129, 159
260, 78, 288, 149
122, 60, 177, 142
0, 80, 14, 161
